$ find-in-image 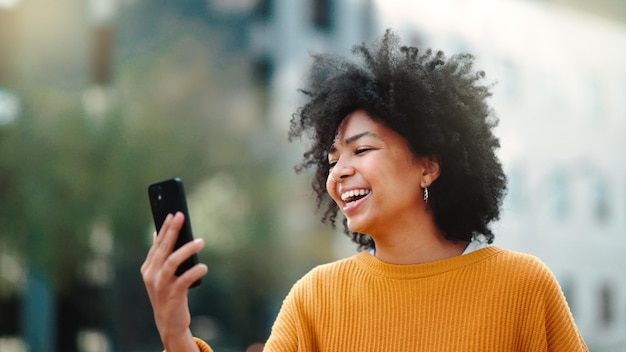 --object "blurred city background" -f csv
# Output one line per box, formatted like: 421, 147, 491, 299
0, 0, 624, 351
